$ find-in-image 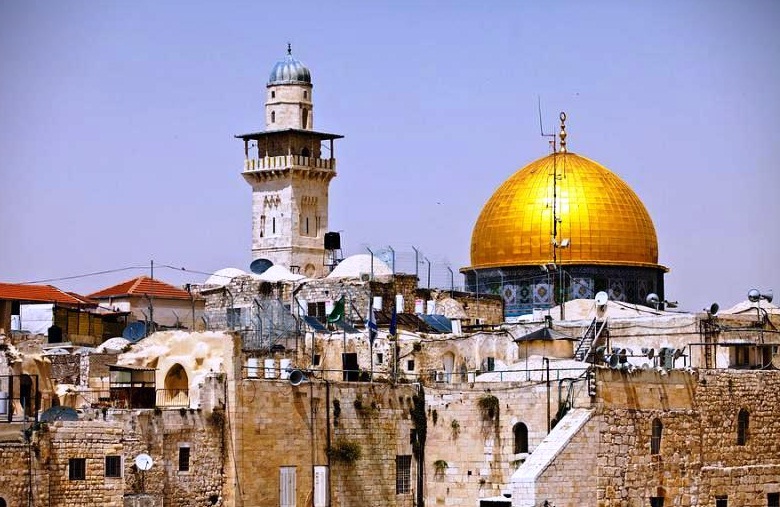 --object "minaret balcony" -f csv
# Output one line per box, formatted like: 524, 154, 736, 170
243, 155, 335, 172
